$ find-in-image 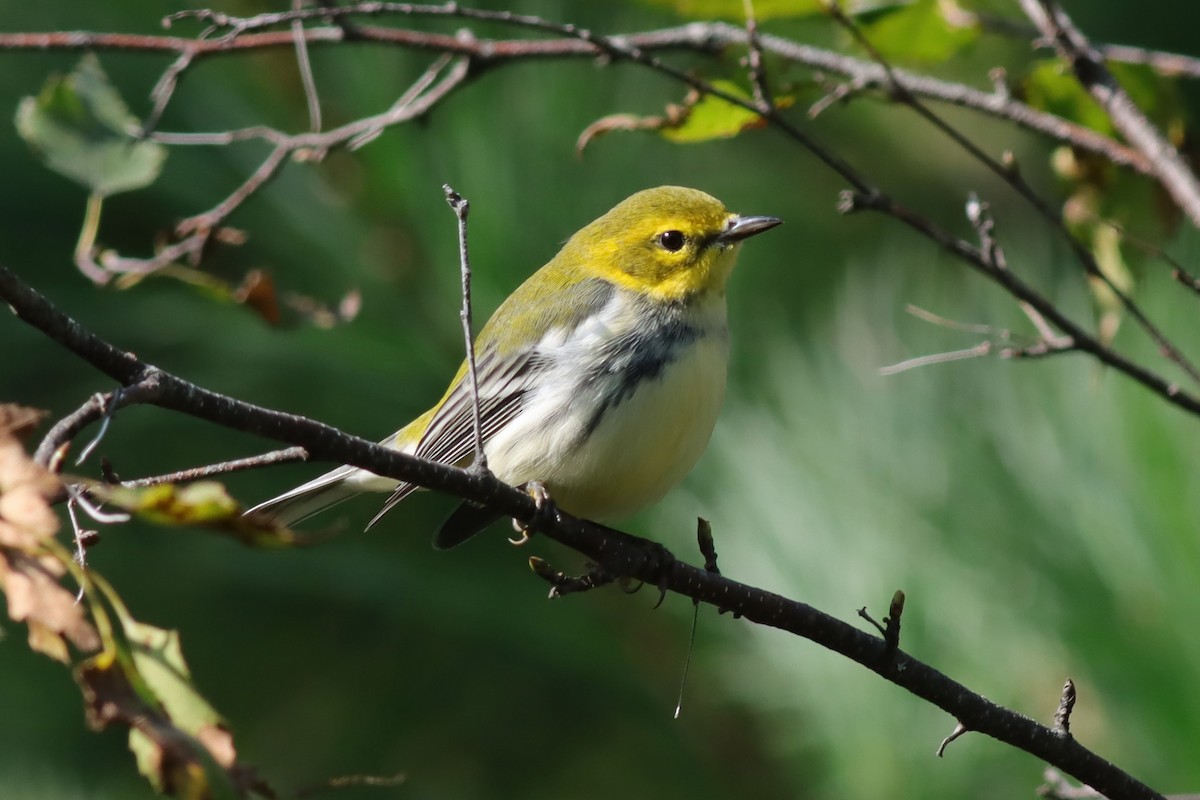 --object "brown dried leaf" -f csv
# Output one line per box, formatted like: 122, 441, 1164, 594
0, 520, 42, 550
0, 484, 60, 539
576, 111, 675, 155
77, 649, 148, 730
338, 289, 362, 322
234, 268, 281, 327
0, 438, 60, 496
0, 548, 100, 652
281, 287, 360, 329
213, 225, 248, 247
0, 404, 48, 440
196, 724, 237, 769
27, 618, 71, 663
